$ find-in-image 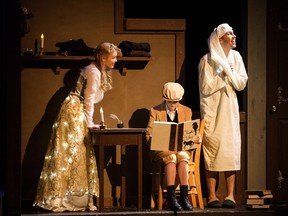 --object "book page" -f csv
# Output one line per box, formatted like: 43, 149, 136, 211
150, 121, 177, 151
150, 119, 201, 151
180, 119, 200, 151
